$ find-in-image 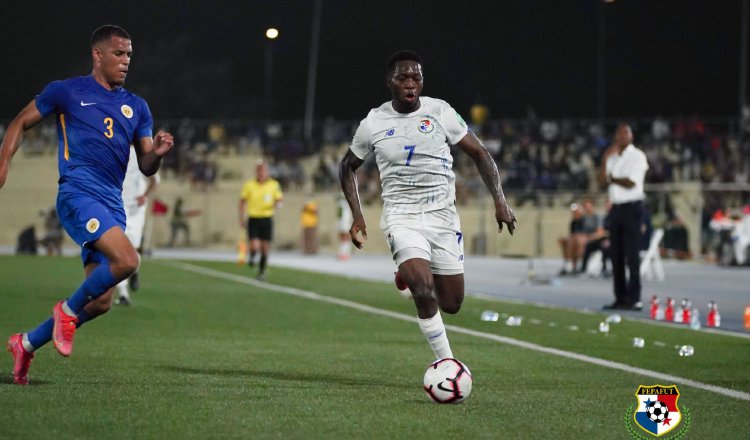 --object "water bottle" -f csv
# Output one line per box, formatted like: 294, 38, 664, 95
689, 308, 701, 330
505, 316, 523, 326
649, 295, 660, 320
605, 314, 622, 324
480, 310, 500, 322
678, 345, 695, 357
